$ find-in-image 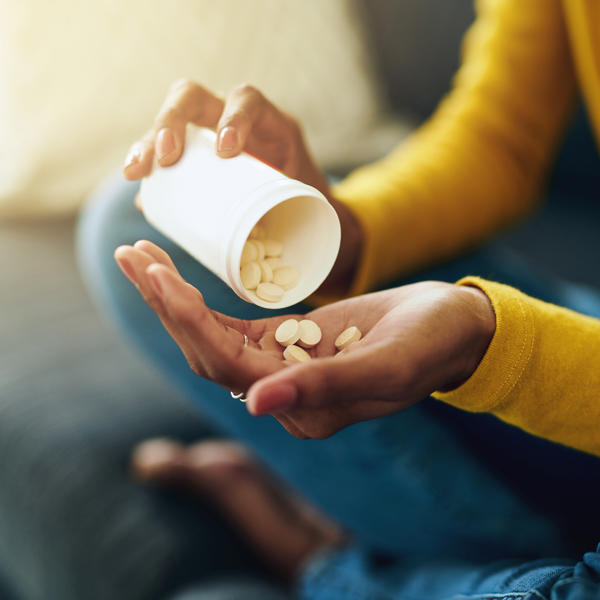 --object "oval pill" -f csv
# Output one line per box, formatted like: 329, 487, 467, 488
258, 260, 273, 283
297, 319, 322, 348
283, 344, 312, 363
262, 239, 283, 258
273, 265, 299, 290
334, 326, 362, 350
240, 261, 261, 290
240, 241, 258, 266
275, 319, 301, 346
256, 282, 284, 303
253, 240, 266, 261
265, 257, 282, 270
